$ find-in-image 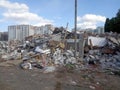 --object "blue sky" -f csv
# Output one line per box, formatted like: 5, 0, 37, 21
0, 0, 120, 32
